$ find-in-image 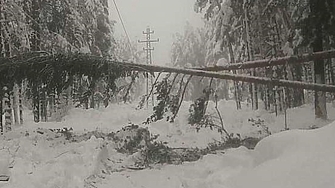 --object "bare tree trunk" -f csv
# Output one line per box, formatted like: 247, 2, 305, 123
72, 76, 78, 104
251, 71, 258, 110
32, 84, 40, 123
40, 85, 47, 122
13, 83, 19, 124
278, 89, 283, 112
19, 84, 23, 124
48, 90, 55, 118
4, 87, 12, 132
292, 64, 304, 107
90, 77, 96, 109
